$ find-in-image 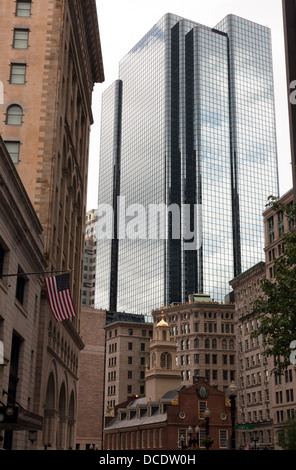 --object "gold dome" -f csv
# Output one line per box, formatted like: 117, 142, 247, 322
157, 313, 168, 327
